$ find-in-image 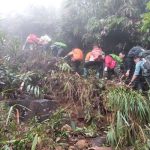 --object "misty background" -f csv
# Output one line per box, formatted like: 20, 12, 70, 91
0, 0, 63, 42
0, 0, 149, 51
